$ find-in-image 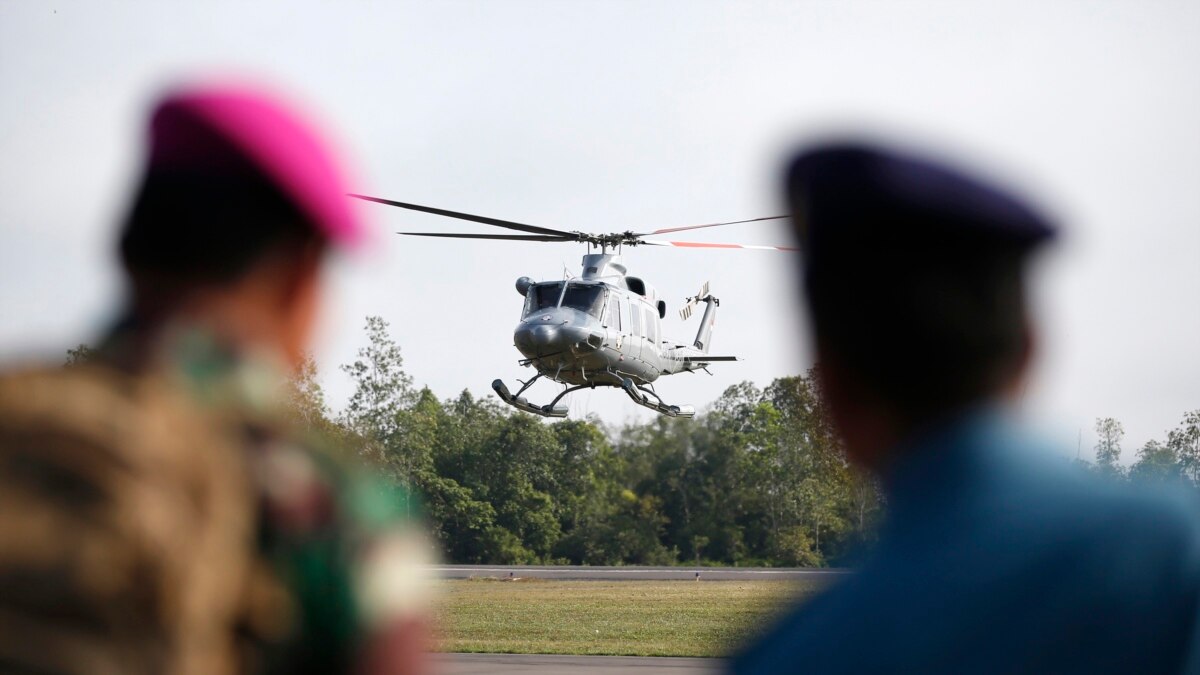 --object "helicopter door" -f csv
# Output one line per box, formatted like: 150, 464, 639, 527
620, 298, 638, 359
627, 300, 640, 359
604, 295, 622, 349
642, 305, 662, 370
632, 302, 652, 363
